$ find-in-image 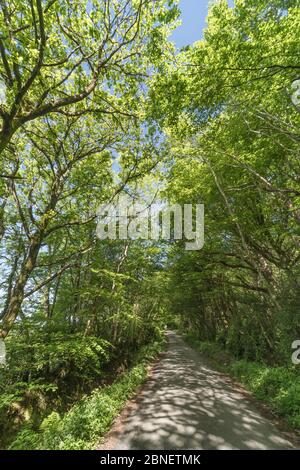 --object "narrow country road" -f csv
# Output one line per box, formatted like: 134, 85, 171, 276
100, 332, 295, 450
